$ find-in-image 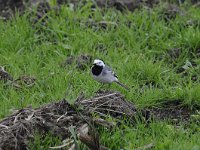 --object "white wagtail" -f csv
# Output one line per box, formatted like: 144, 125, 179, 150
91, 59, 129, 90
